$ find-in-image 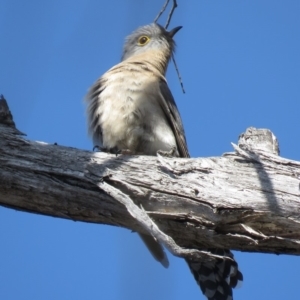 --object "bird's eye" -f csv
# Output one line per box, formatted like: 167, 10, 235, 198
138, 36, 150, 46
